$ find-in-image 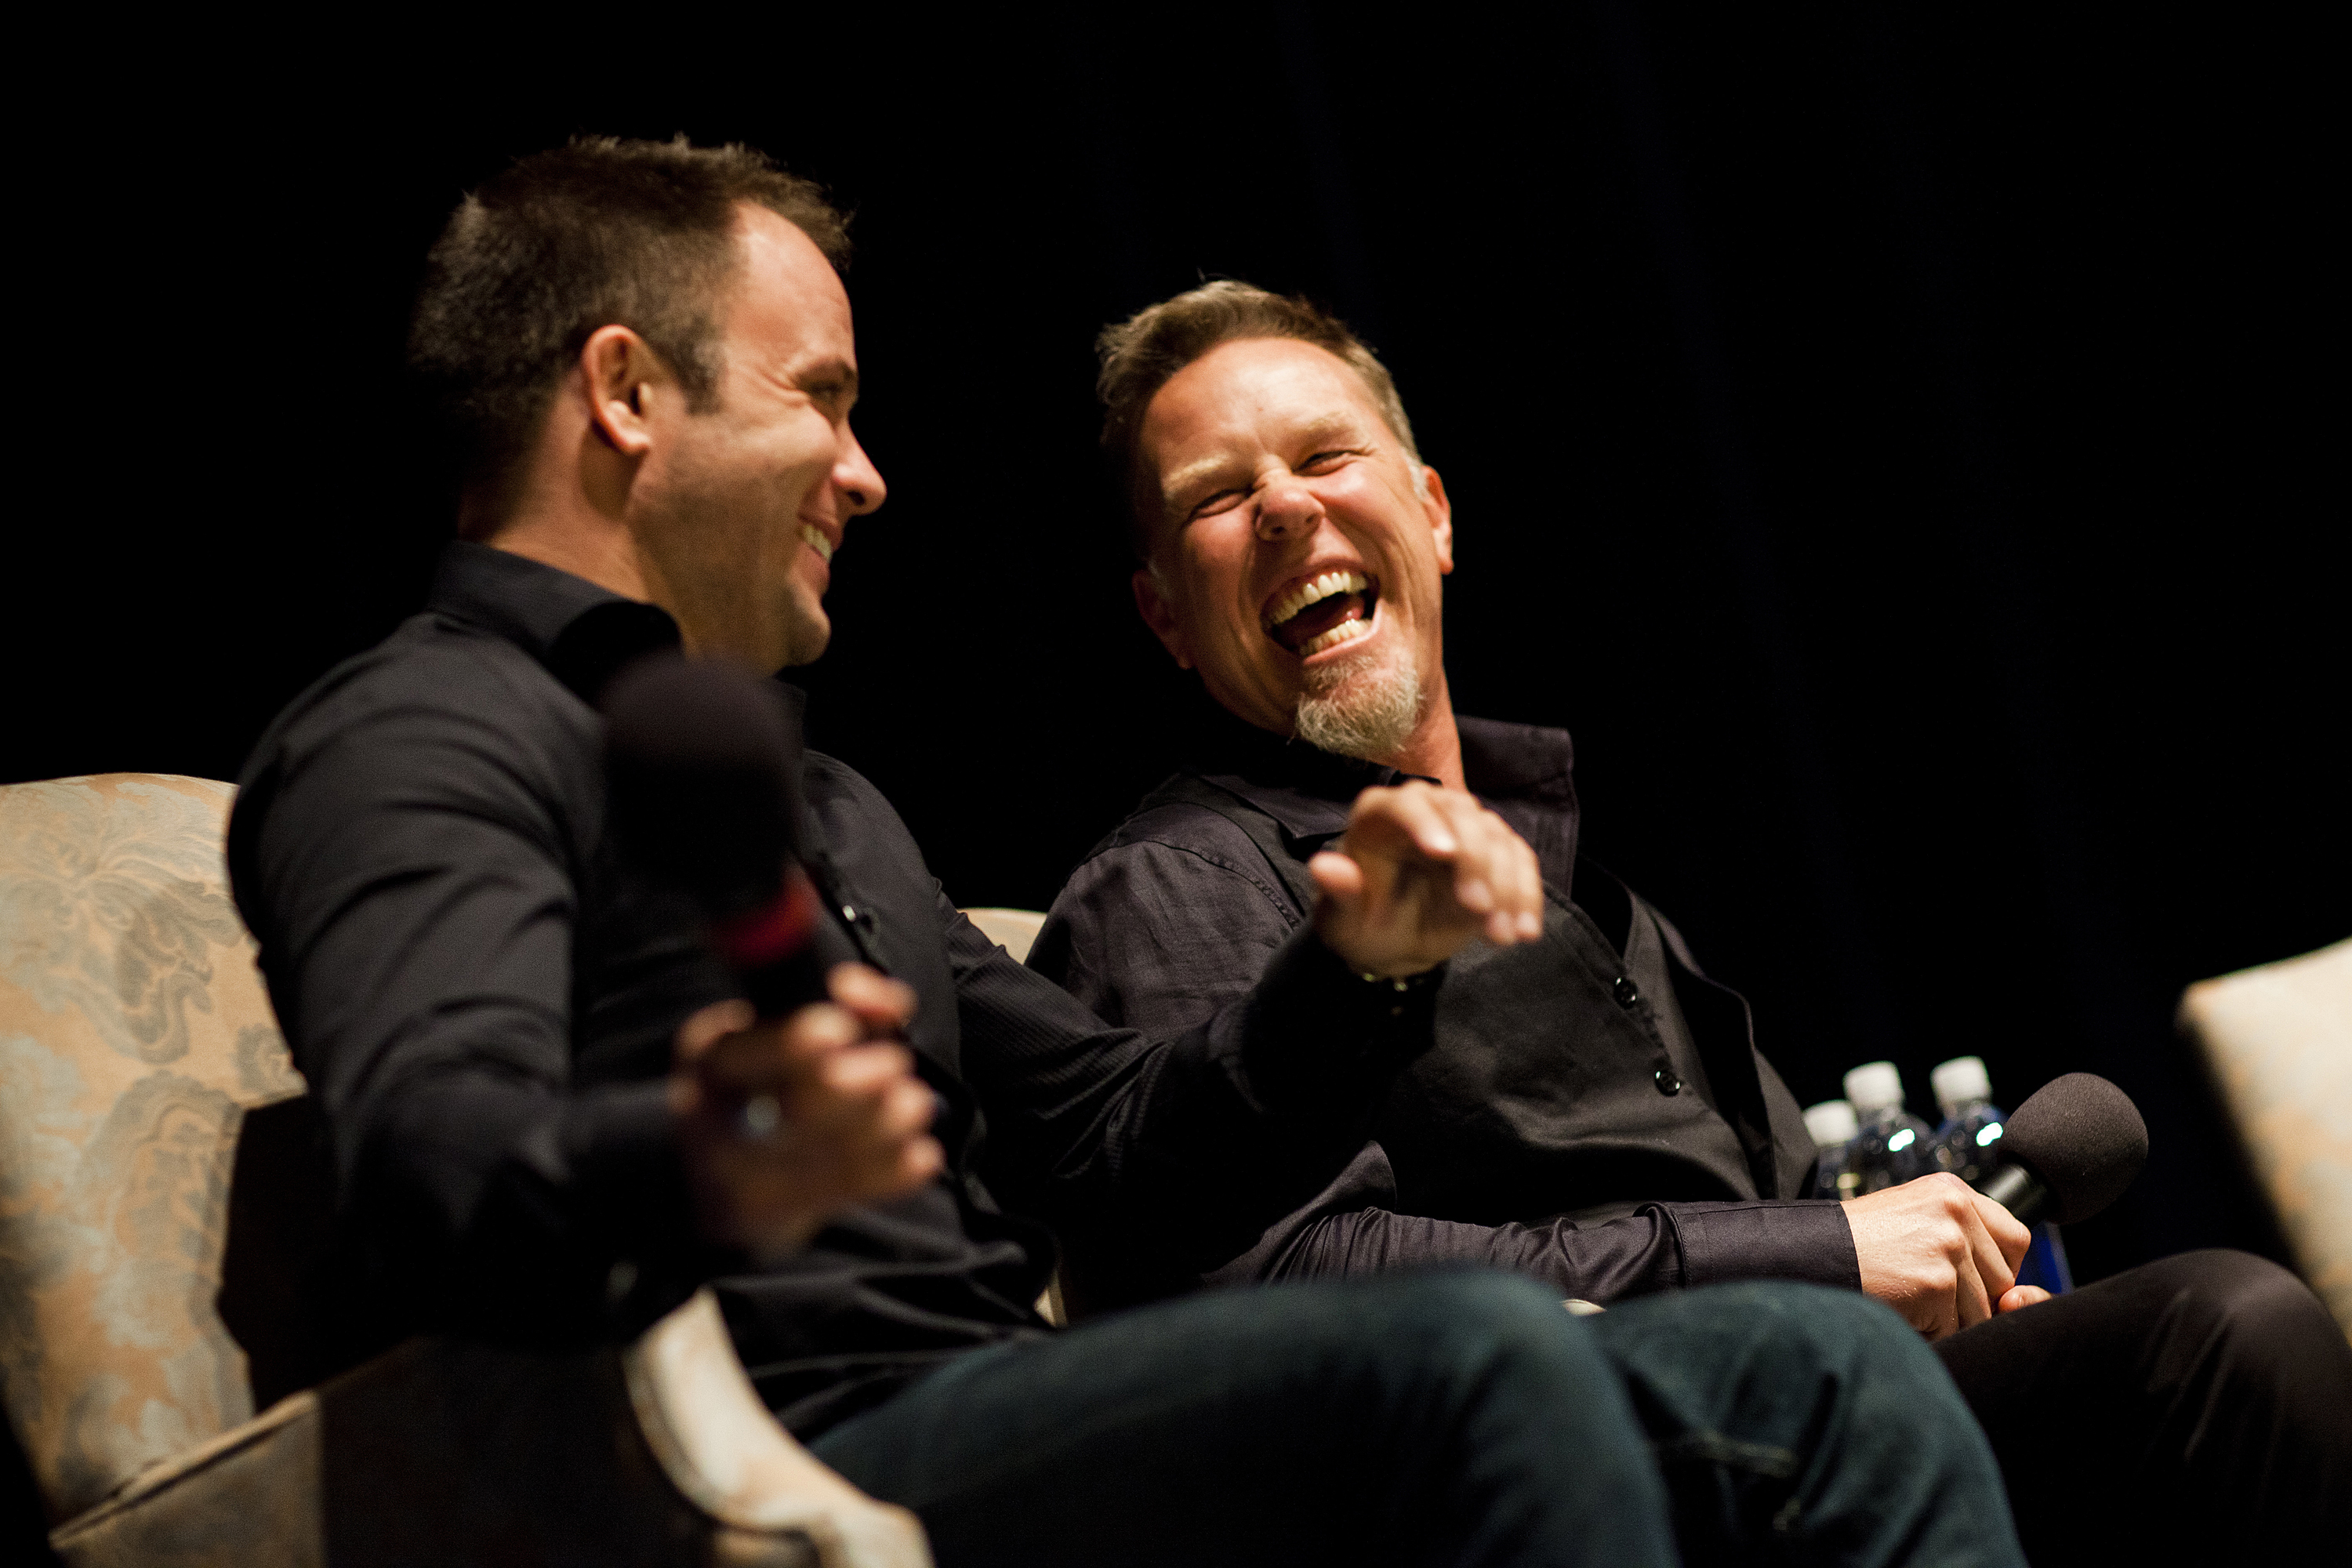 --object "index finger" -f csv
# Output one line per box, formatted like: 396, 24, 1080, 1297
674, 999, 755, 1065
1451, 804, 1543, 942
827, 963, 916, 1035
1958, 1196, 2021, 1303
1969, 1190, 2034, 1276
1348, 782, 1462, 860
